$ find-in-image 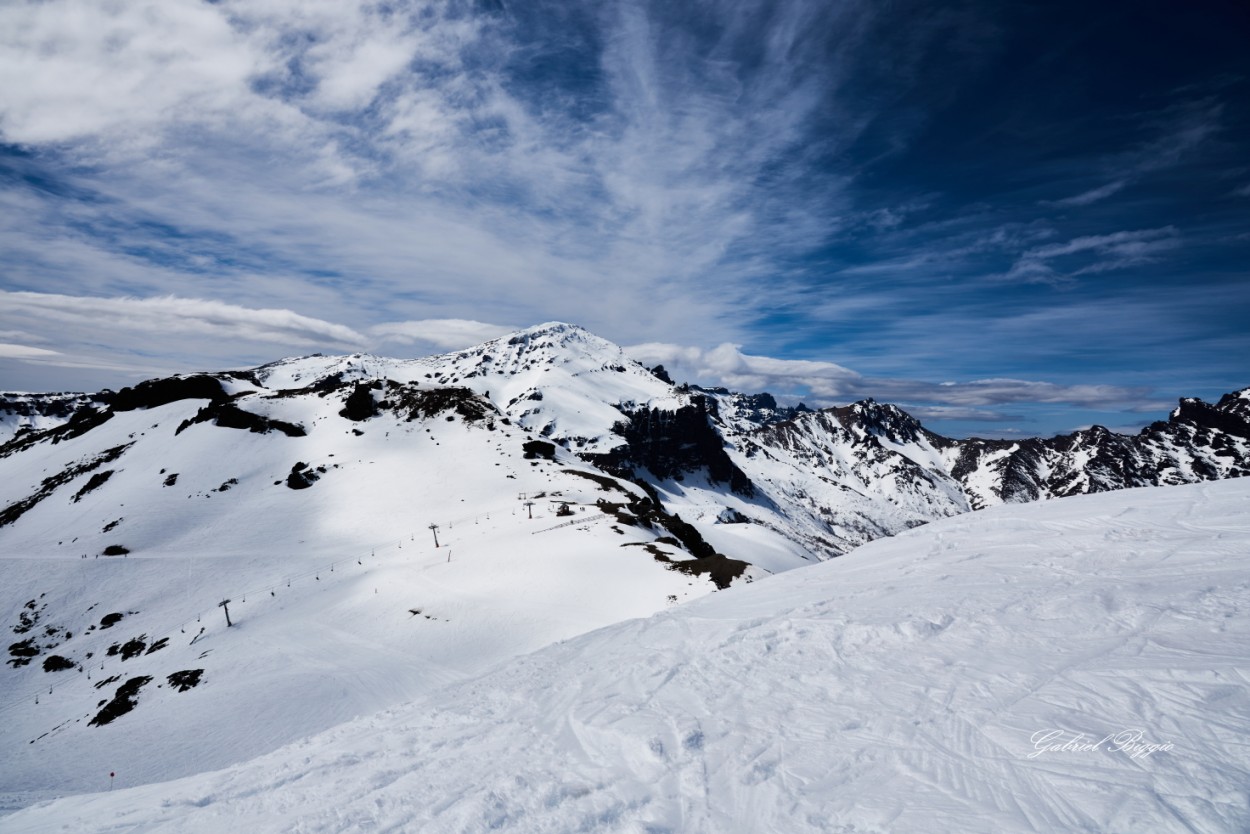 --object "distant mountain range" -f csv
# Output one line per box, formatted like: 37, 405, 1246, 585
4, 322, 1247, 563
